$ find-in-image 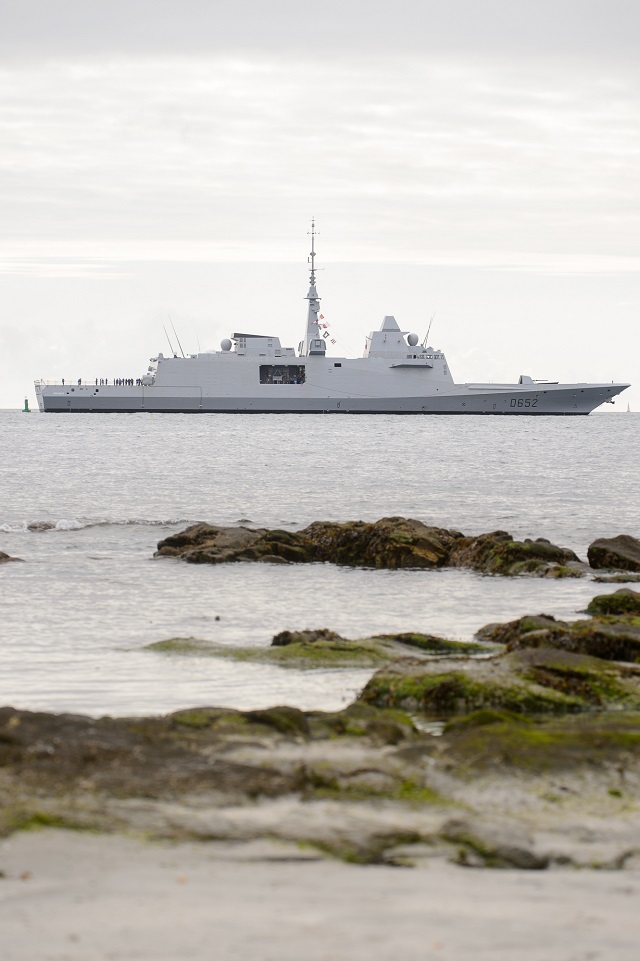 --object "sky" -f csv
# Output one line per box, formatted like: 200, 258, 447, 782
0, 0, 638, 409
